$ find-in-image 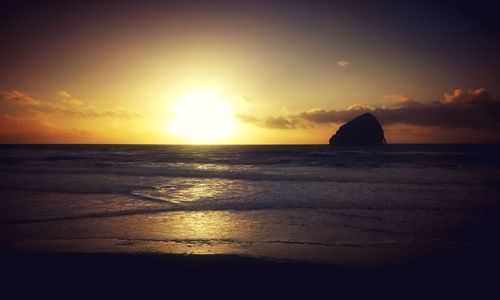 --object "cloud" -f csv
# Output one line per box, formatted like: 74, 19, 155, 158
336, 60, 350, 68
236, 114, 259, 124
443, 88, 491, 105
51, 104, 141, 119
382, 94, 421, 108
263, 116, 297, 129
0, 90, 141, 119
383, 94, 410, 102
0, 114, 91, 143
240, 94, 253, 103
383, 123, 498, 144
377, 88, 500, 128
237, 113, 297, 129
0, 90, 141, 143
56, 90, 84, 106
302, 88, 500, 129
241, 88, 500, 131
56, 90, 72, 99
0, 90, 41, 105
52, 90, 140, 118
299, 104, 374, 124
